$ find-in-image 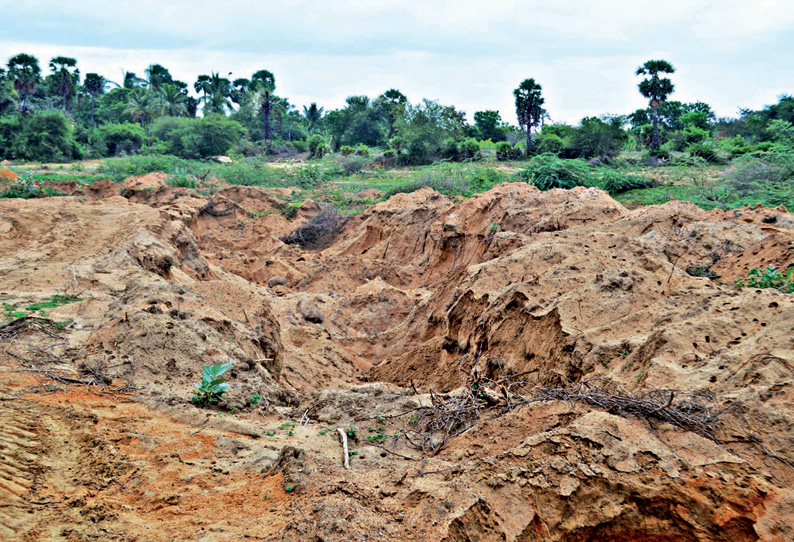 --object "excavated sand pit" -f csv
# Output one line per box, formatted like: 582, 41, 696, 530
1, 178, 793, 541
